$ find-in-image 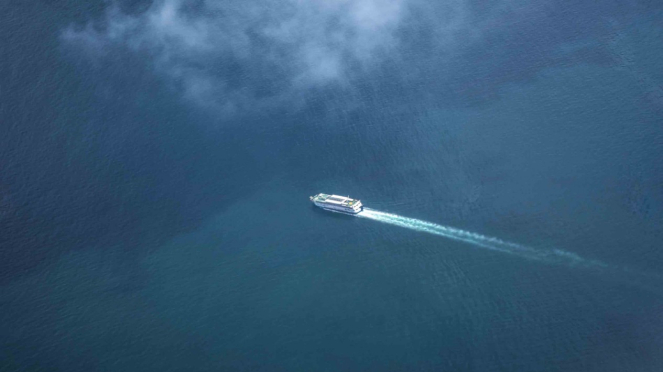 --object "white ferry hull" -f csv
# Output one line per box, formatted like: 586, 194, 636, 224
314, 202, 363, 215
310, 194, 363, 215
